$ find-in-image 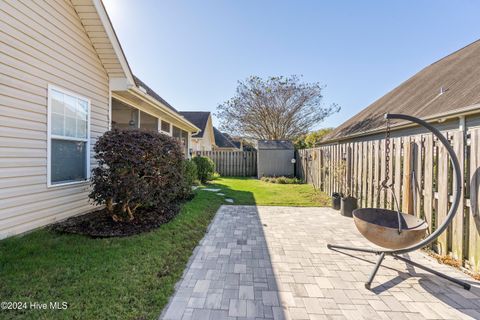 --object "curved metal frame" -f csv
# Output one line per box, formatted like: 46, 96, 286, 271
385, 113, 462, 255
327, 113, 470, 290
